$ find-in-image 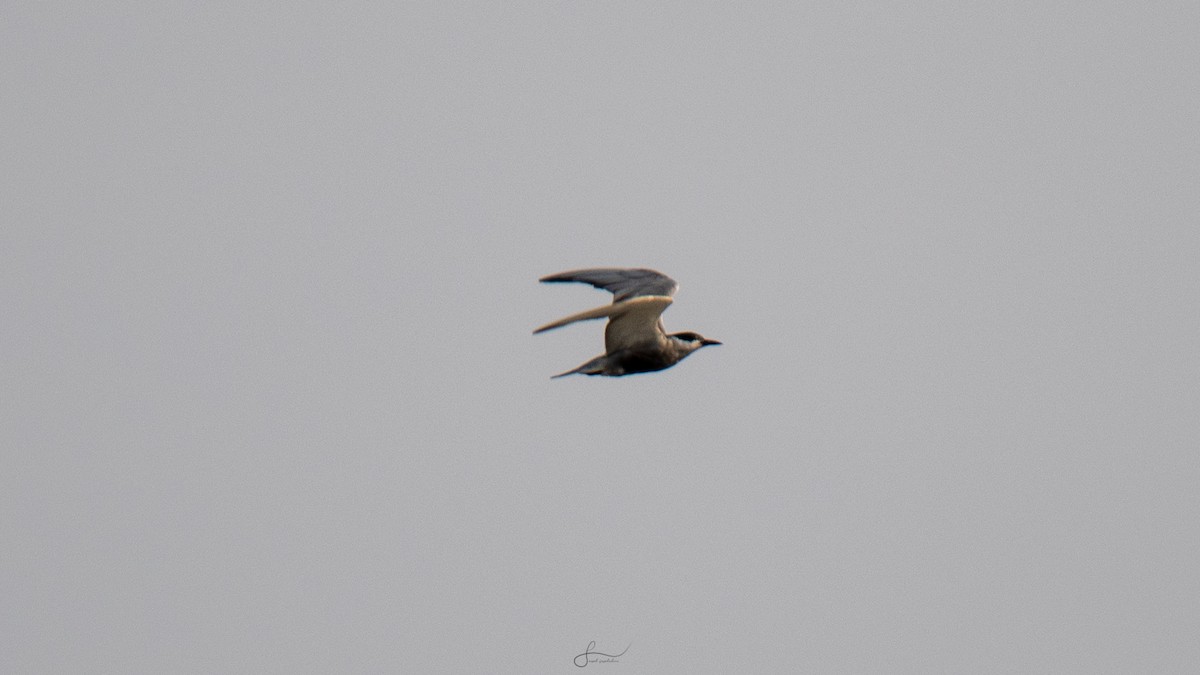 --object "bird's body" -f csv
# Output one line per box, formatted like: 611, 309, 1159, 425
534, 268, 720, 378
